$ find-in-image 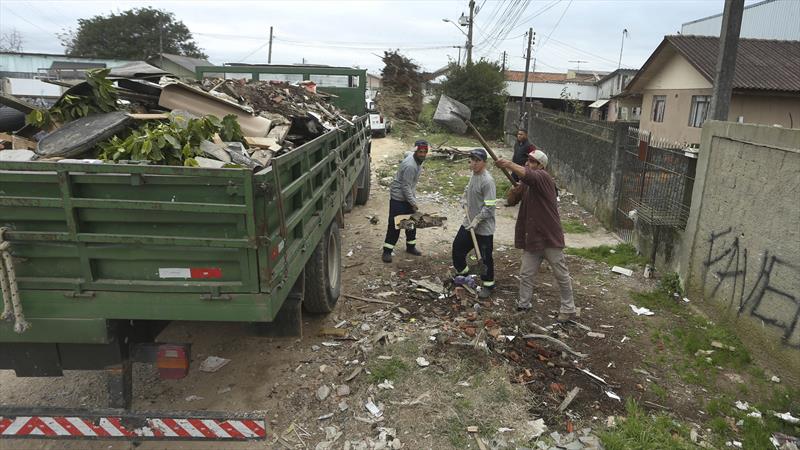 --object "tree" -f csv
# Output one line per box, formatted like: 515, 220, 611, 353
379, 50, 424, 121
441, 59, 506, 138
59, 7, 207, 60
0, 28, 23, 52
